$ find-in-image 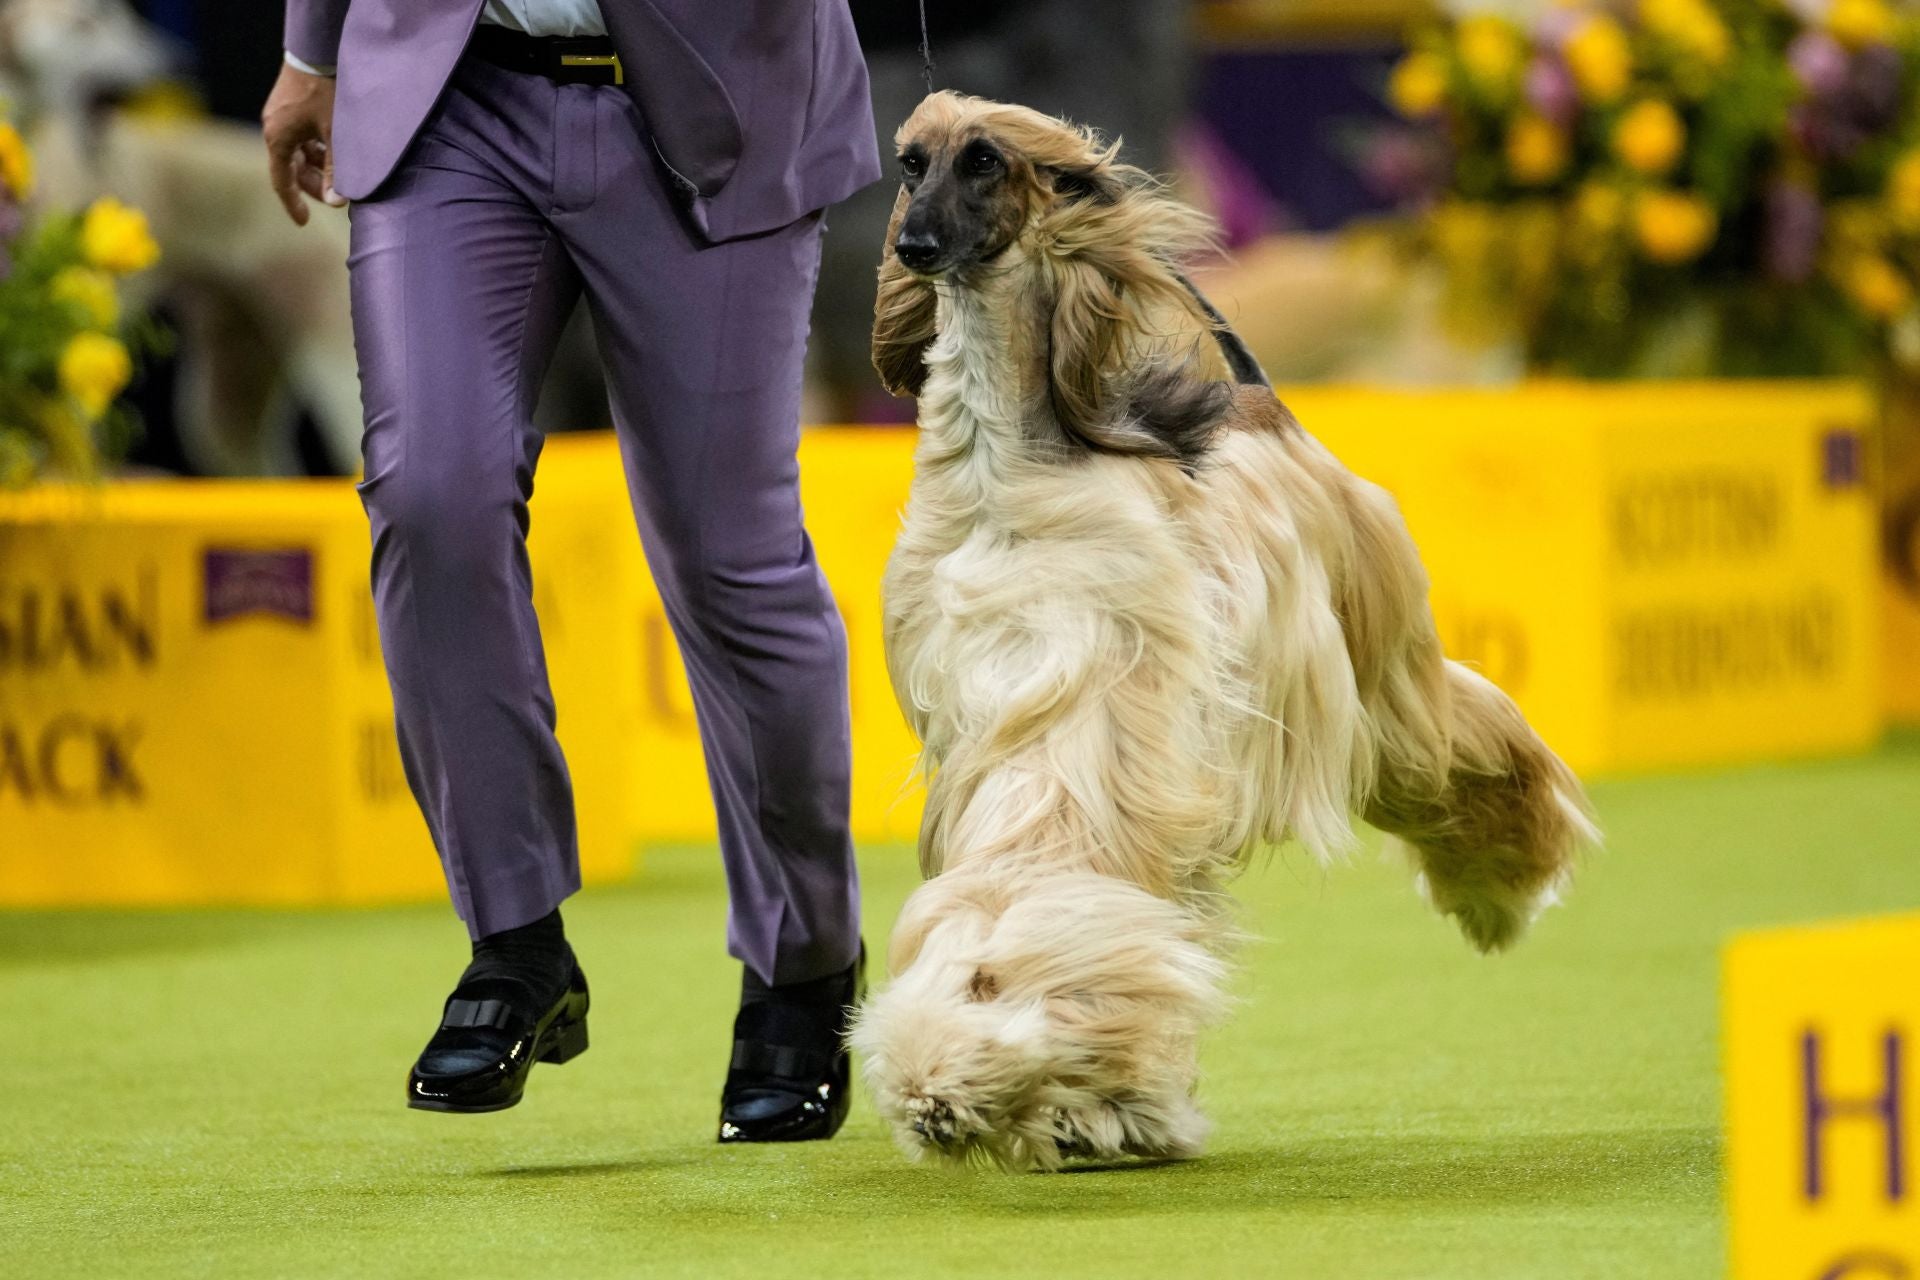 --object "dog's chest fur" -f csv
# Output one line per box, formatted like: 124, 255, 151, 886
878, 283, 1276, 882
879, 276, 1391, 883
